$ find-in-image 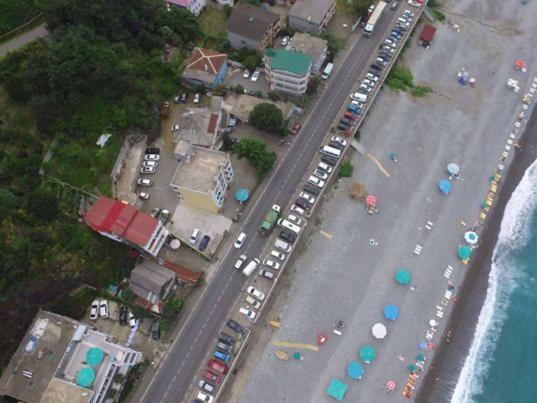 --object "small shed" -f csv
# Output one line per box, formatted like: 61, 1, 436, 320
419, 24, 437, 46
